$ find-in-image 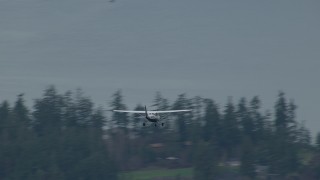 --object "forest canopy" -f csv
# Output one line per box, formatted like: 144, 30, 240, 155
0, 86, 319, 180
